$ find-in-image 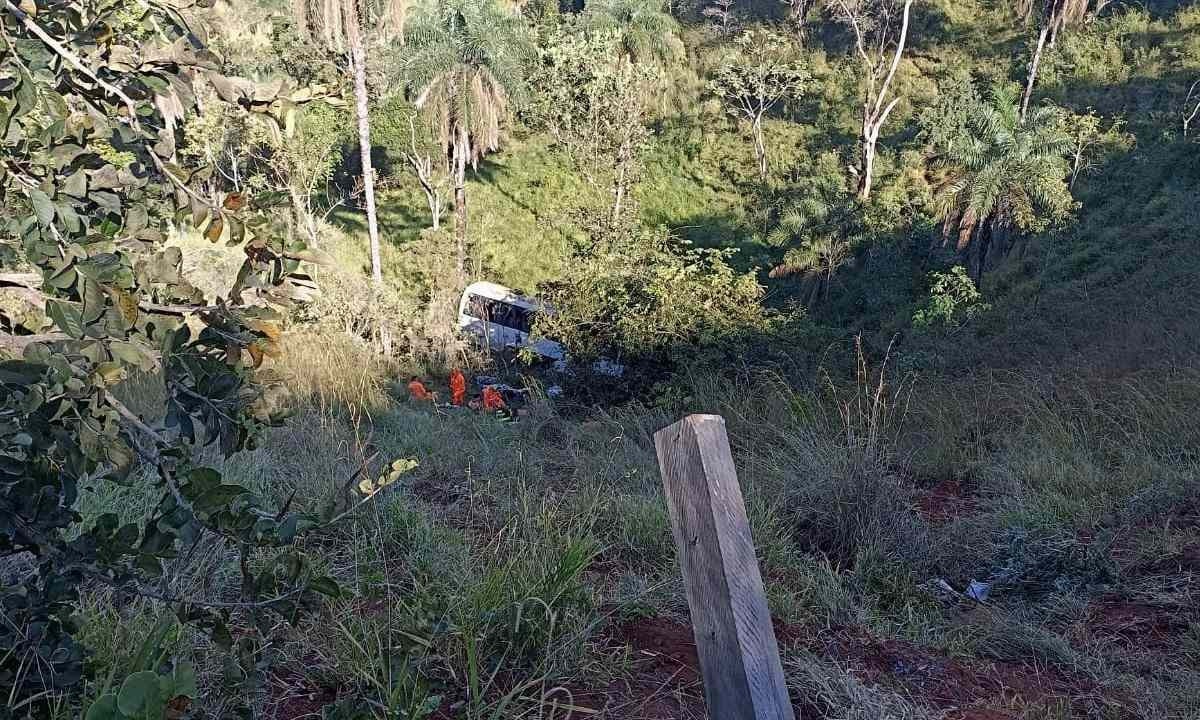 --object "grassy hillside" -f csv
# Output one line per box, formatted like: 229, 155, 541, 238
28, 0, 1200, 718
